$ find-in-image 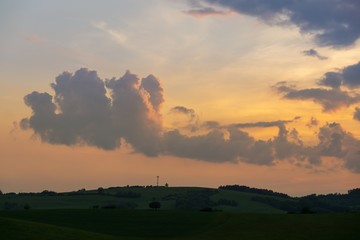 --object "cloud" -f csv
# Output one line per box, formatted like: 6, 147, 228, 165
318, 62, 360, 89
354, 107, 360, 121
302, 49, 328, 60
105, 70, 163, 156
199, 0, 360, 47
170, 106, 197, 121
318, 72, 343, 89
26, 33, 46, 44
21, 68, 360, 173
316, 123, 360, 173
140, 75, 164, 112
307, 117, 319, 128
273, 81, 360, 112
229, 118, 298, 129
92, 21, 127, 44
274, 61, 360, 113
183, 6, 231, 18
341, 62, 360, 88
21, 68, 163, 155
